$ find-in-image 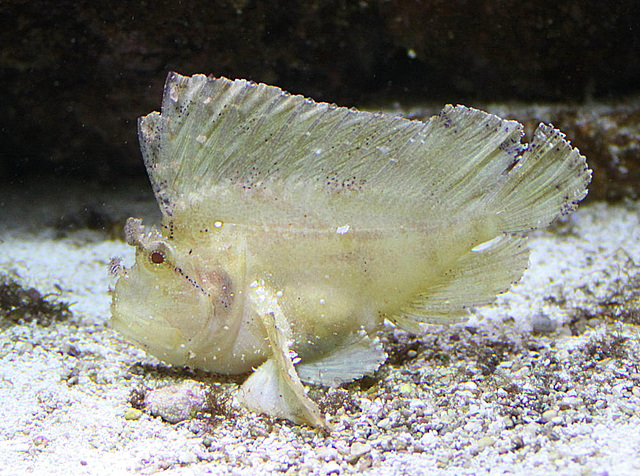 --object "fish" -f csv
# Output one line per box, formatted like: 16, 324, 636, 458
110, 72, 591, 429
